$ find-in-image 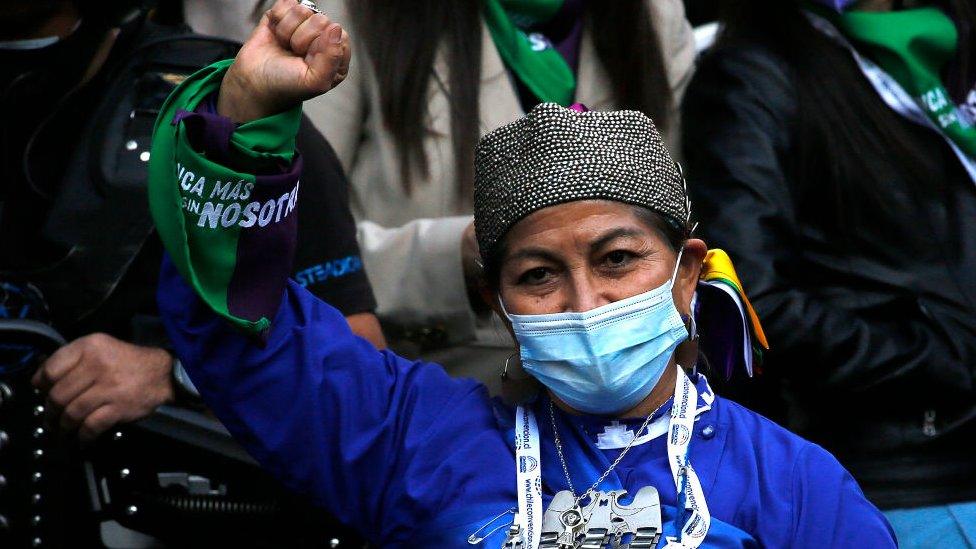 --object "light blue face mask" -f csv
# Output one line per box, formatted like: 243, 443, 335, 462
502, 250, 689, 415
